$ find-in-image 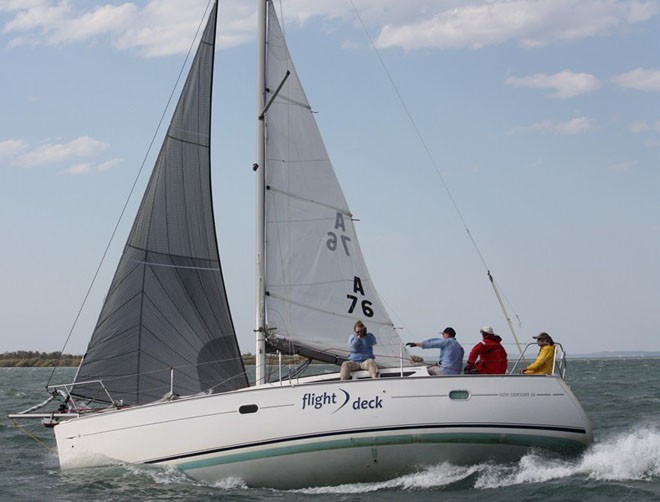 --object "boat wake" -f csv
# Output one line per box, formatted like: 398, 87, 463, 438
295, 423, 660, 493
